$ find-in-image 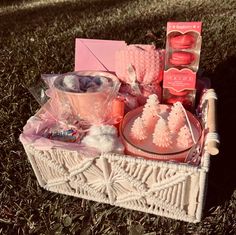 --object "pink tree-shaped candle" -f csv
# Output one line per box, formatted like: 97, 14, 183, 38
130, 117, 148, 140
153, 117, 173, 148
177, 125, 193, 148
168, 102, 186, 133
141, 94, 160, 128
